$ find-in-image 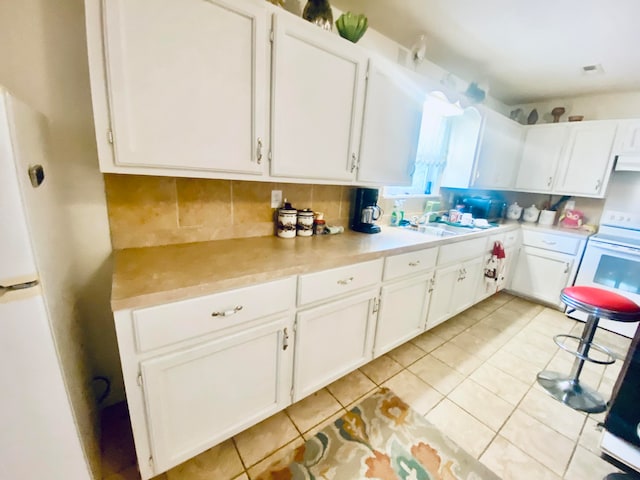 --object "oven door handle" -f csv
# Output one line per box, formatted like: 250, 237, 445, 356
589, 241, 640, 256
